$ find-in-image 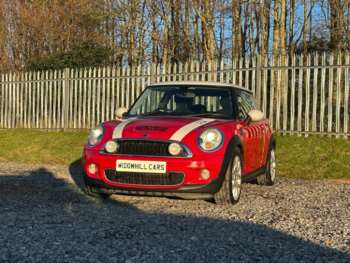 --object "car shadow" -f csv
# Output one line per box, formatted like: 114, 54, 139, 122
0, 163, 348, 262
